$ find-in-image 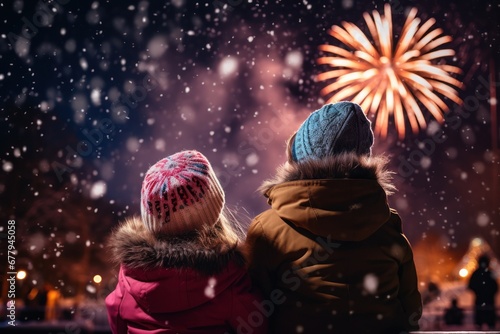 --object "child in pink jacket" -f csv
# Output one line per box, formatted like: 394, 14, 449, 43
106, 150, 268, 334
